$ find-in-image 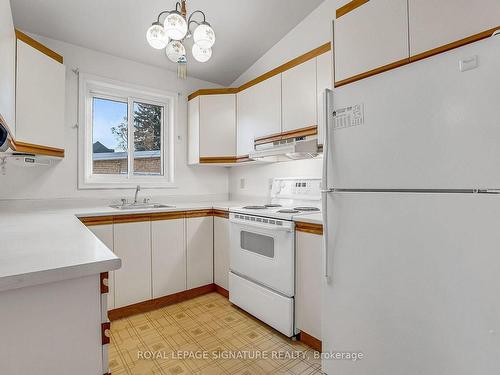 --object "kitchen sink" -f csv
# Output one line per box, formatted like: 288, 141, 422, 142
109, 203, 175, 210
